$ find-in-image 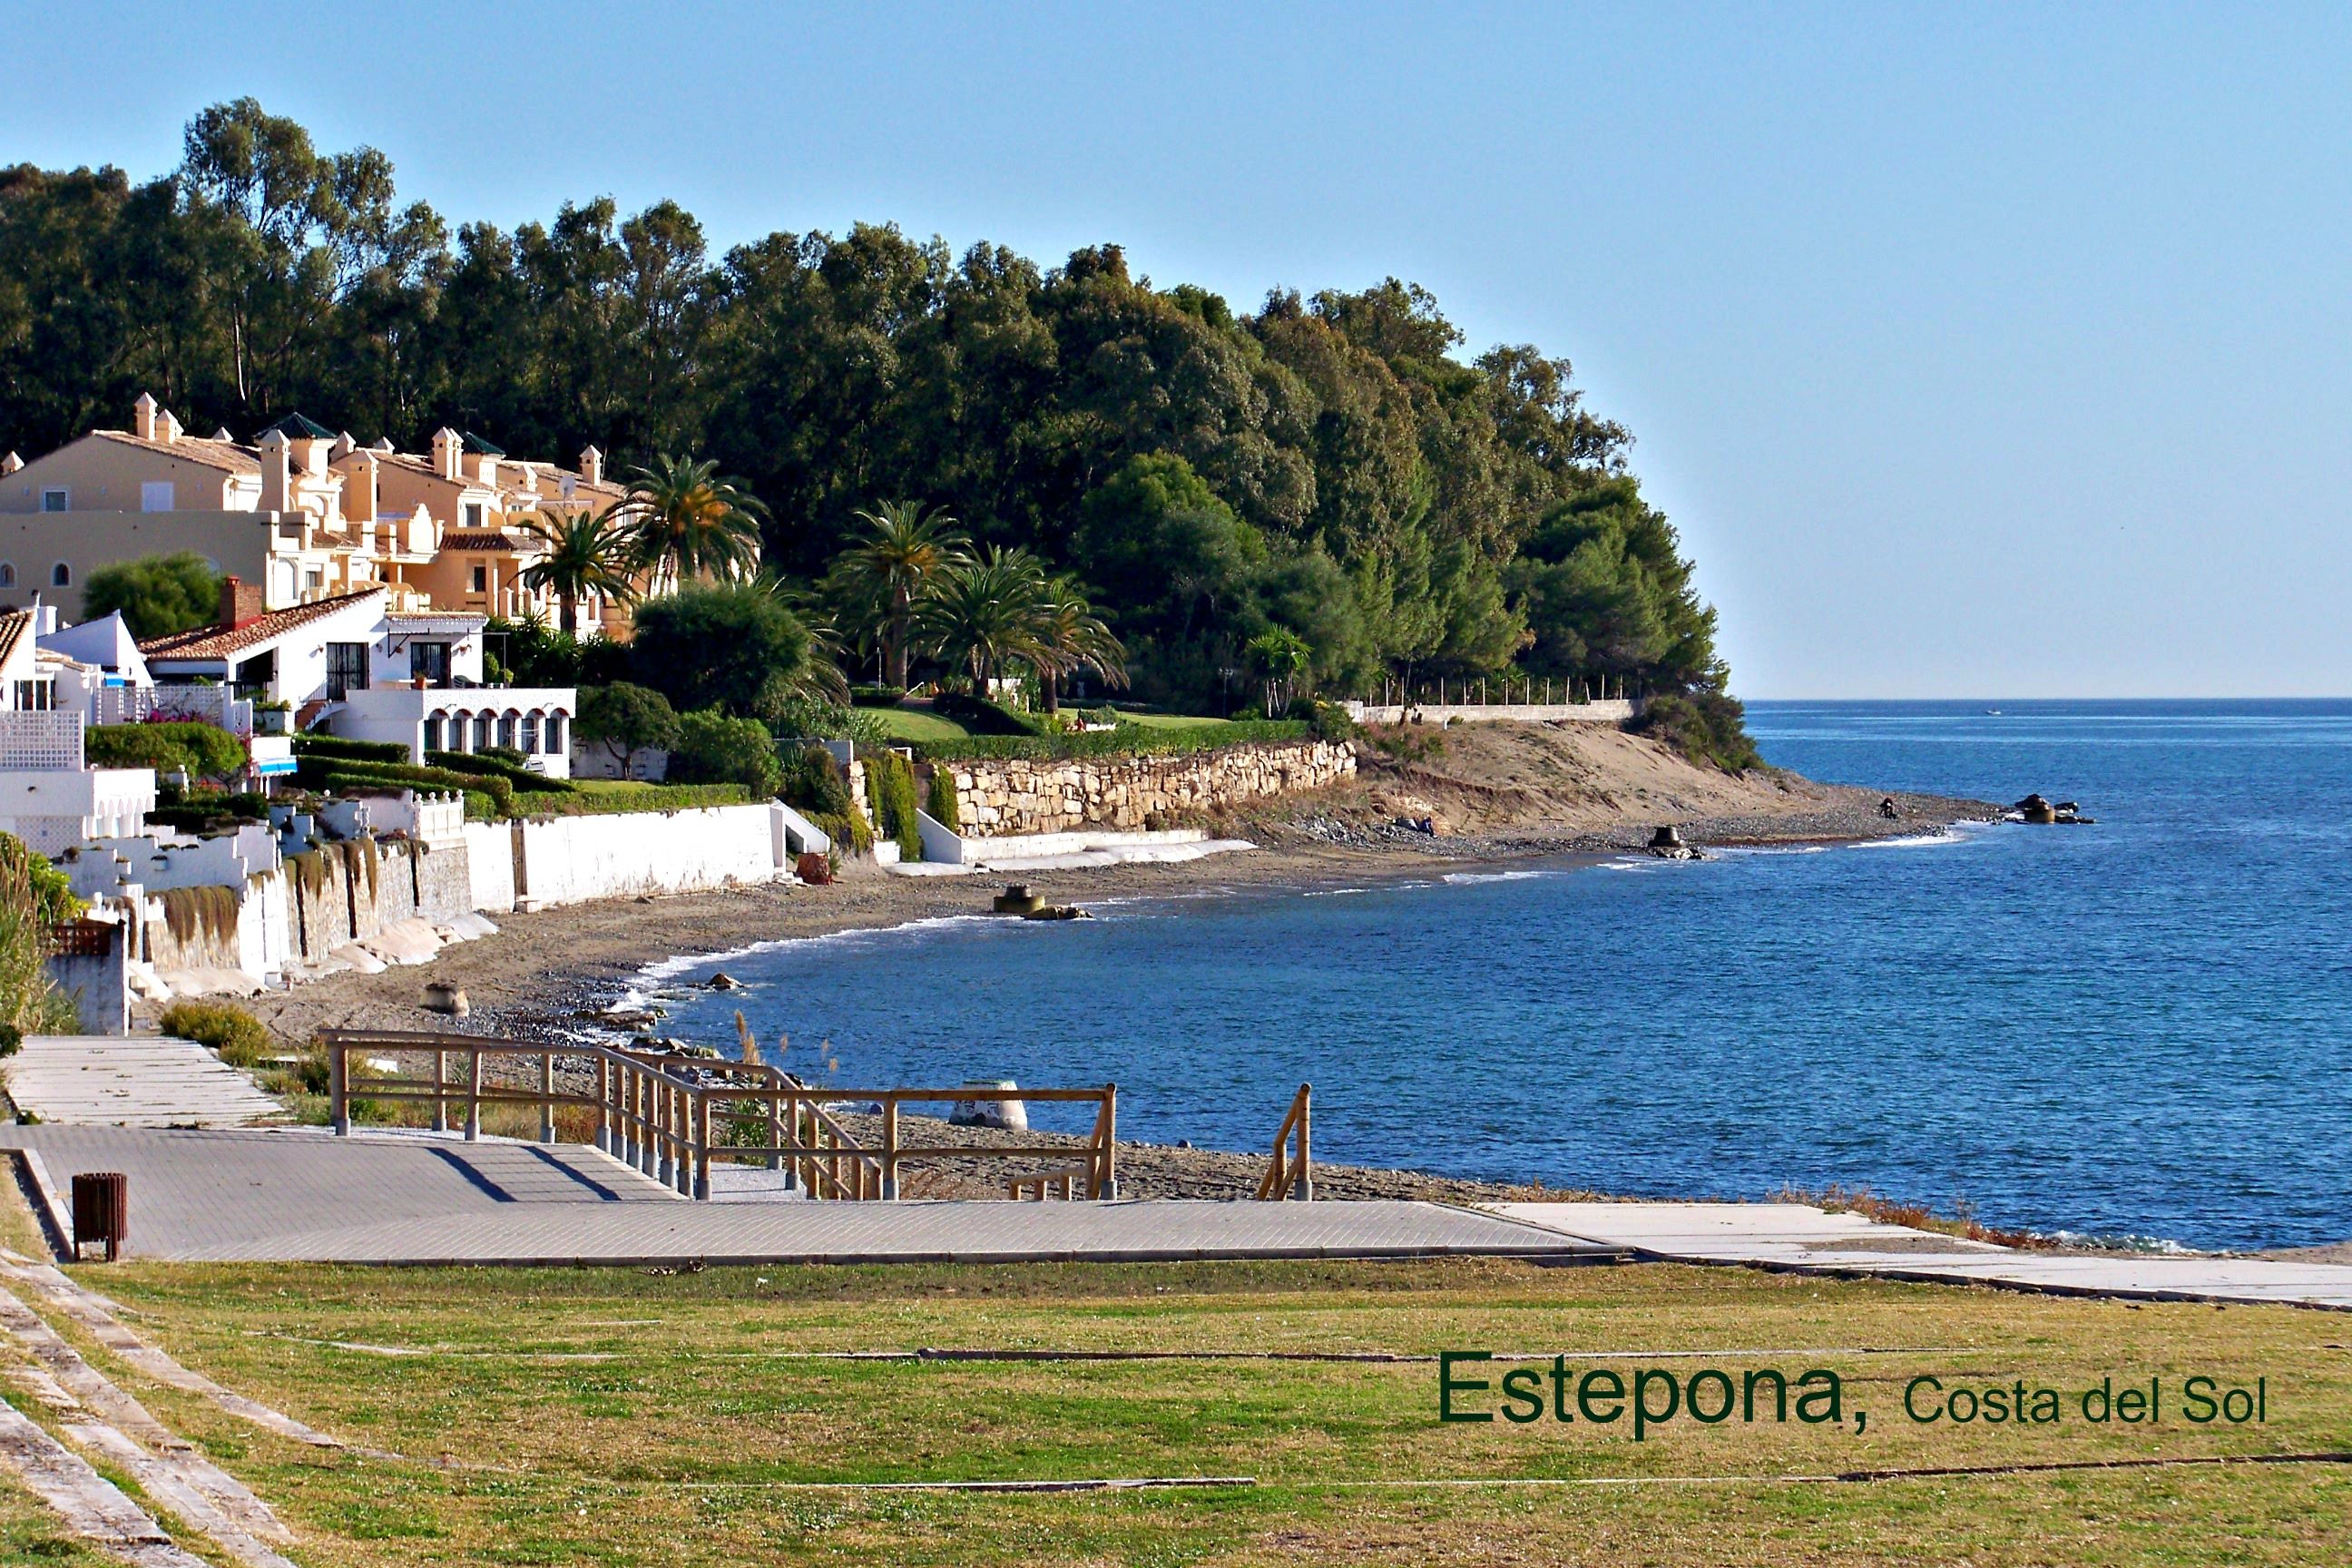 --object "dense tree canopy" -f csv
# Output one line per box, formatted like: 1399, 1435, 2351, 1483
0, 100, 1743, 720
